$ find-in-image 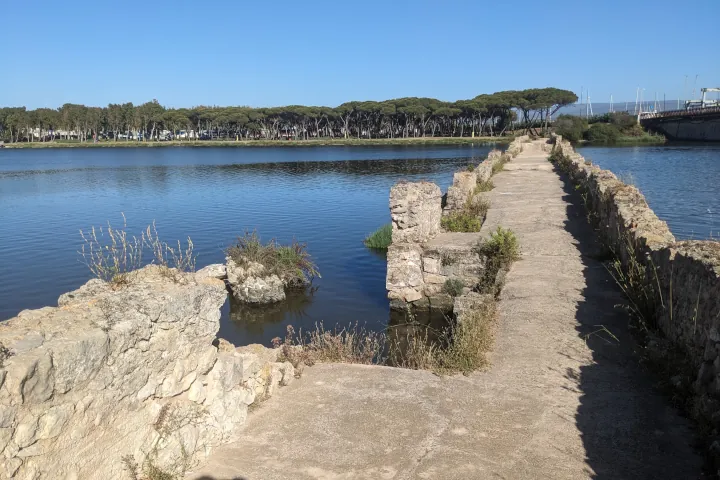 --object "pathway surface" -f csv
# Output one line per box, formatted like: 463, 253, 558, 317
188, 141, 702, 480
